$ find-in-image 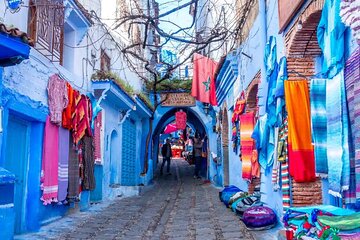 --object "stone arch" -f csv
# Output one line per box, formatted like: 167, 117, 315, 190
285, 0, 324, 58
283, 0, 324, 207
